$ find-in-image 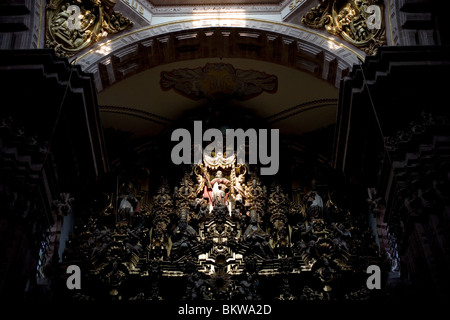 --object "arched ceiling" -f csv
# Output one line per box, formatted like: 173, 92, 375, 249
77, 19, 358, 152
97, 57, 338, 140
67, 1, 370, 166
